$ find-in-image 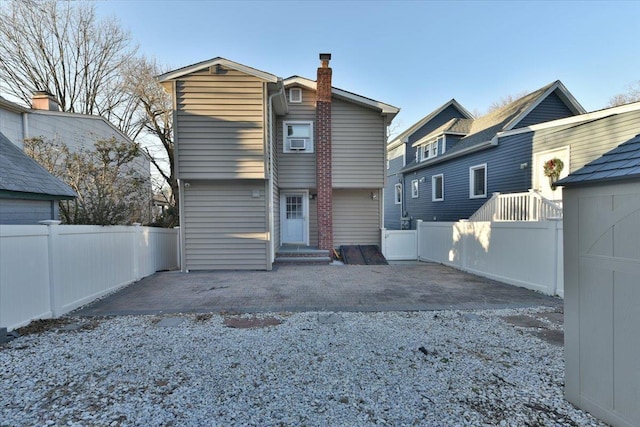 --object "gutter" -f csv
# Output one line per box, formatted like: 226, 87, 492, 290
267, 81, 285, 266
400, 137, 499, 174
